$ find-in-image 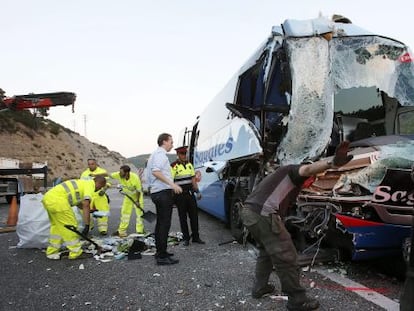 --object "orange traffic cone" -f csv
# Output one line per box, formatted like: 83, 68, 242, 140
6, 196, 18, 226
